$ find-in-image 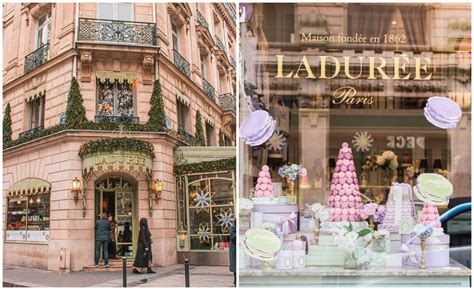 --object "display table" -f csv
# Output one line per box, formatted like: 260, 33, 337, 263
240, 259, 471, 287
